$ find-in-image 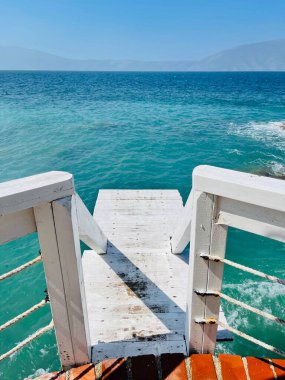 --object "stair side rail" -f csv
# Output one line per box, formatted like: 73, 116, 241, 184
187, 165, 285, 356
0, 171, 107, 368
171, 190, 193, 254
